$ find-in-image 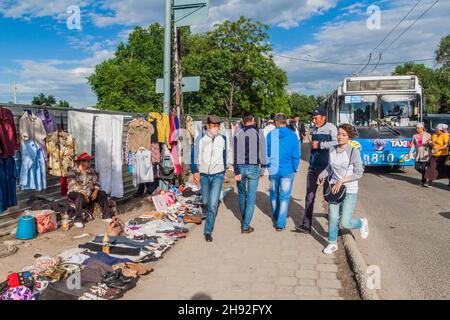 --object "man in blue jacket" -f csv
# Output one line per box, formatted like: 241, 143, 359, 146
266, 113, 301, 231
296, 107, 338, 234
